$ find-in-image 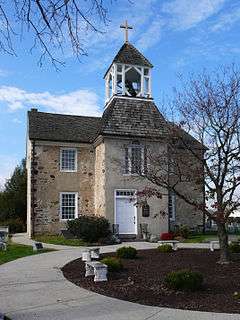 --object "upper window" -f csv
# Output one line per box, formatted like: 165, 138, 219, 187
60, 148, 77, 172
168, 191, 176, 221
125, 142, 147, 175
60, 192, 78, 220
